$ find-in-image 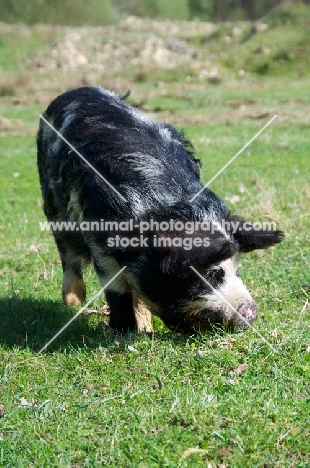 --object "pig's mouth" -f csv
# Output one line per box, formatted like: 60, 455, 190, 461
178, 298, 258, 332
235, 300, 258, 327
159, 298, 258, 333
